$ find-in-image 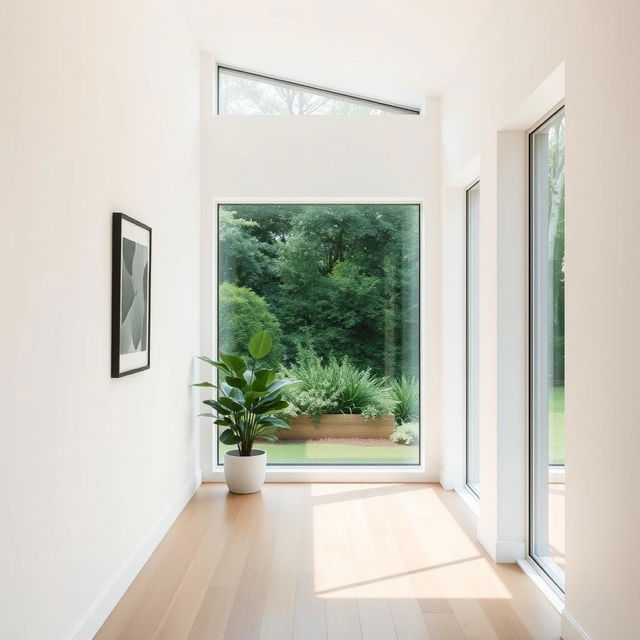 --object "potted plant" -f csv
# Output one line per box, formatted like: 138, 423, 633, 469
194, 330, 297, 494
